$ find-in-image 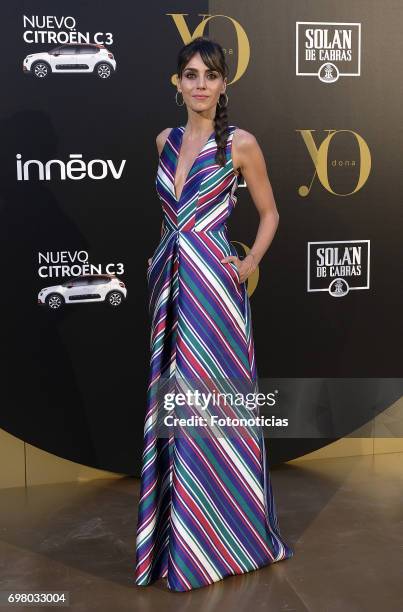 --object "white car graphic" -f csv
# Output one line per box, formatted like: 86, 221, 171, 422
23, 43, 116, 79
38, 274, 127, 309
